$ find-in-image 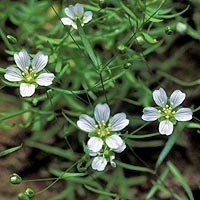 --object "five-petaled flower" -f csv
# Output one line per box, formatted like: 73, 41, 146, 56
61, 3, 93, 29
4, 49, 55, 97
77, 103, 129, 171
142, 88, 193, 136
